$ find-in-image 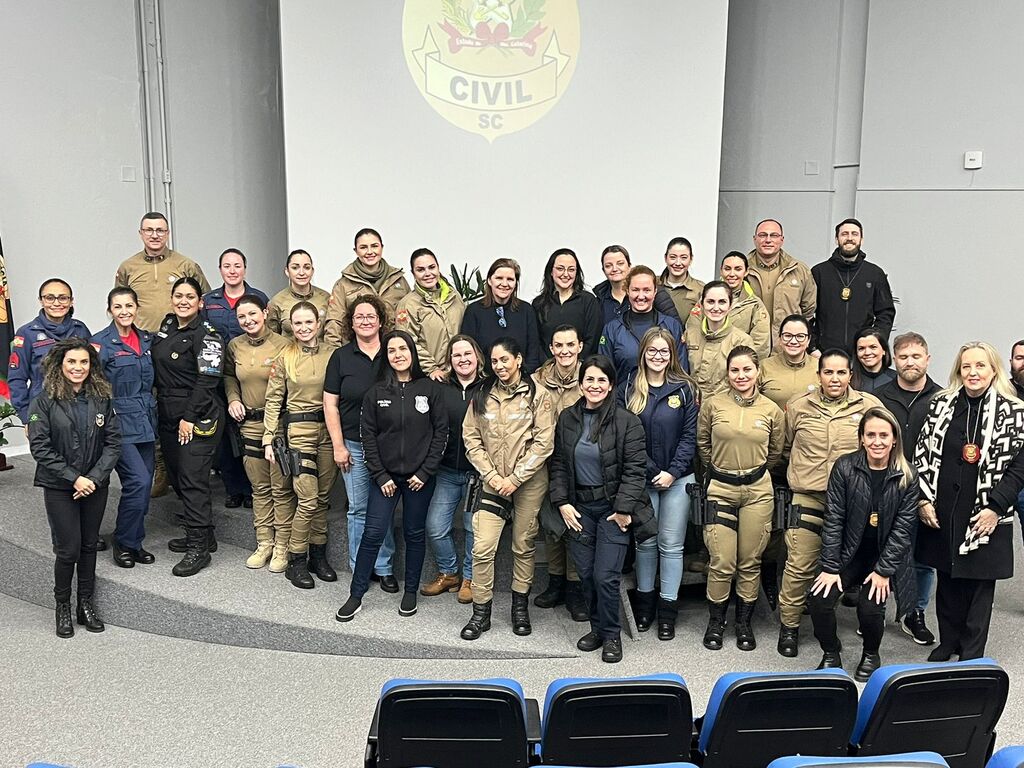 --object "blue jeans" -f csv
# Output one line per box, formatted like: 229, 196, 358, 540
342, 439, 395, 575
351, 476, 435, 598
637, 474, 694, 599
424, 466, 474, 578
915, 563, 935, 612
114, 441, 155, 550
